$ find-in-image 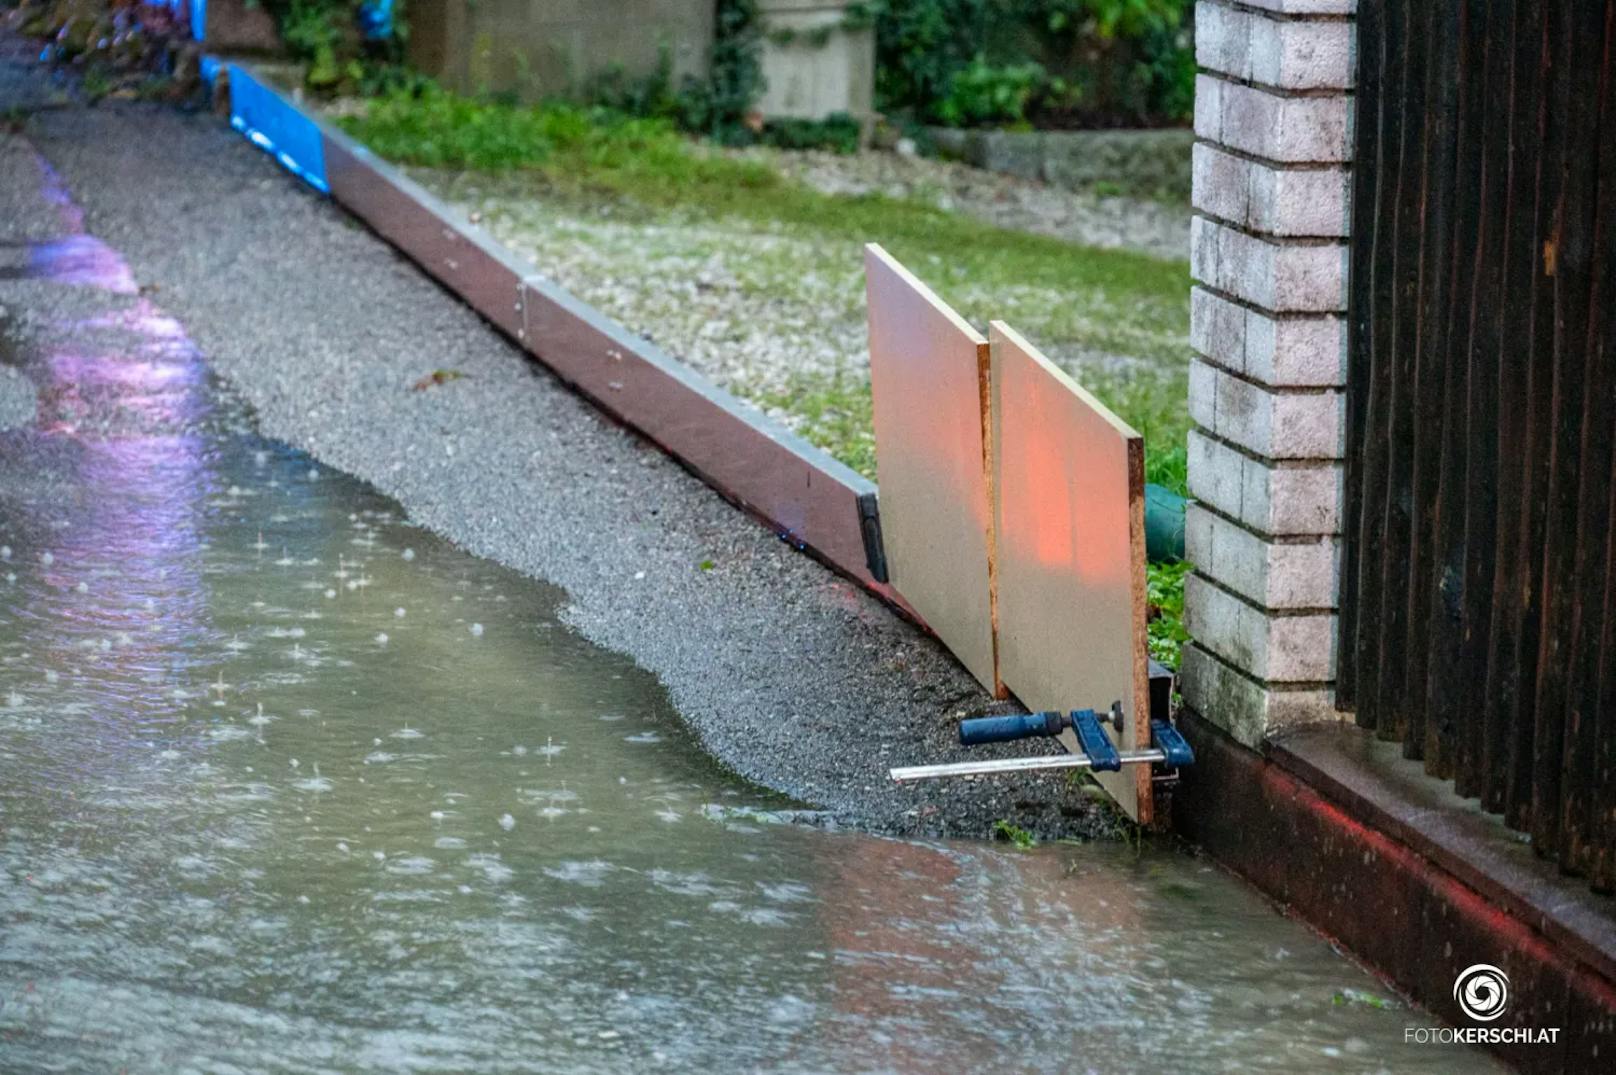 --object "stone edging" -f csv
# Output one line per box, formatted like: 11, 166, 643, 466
925, 126, 1194, 199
